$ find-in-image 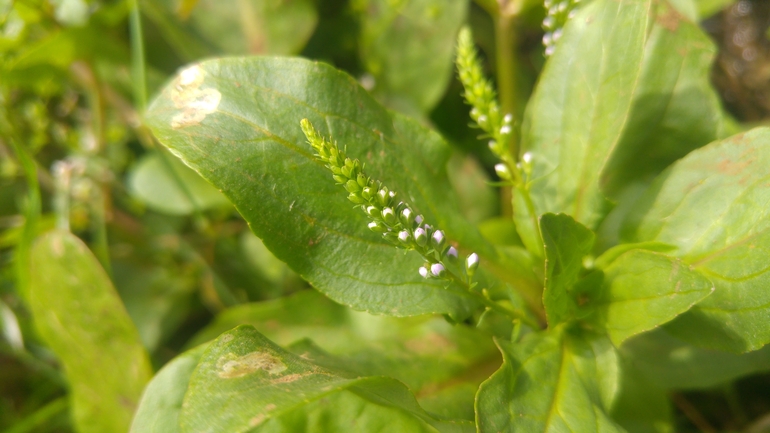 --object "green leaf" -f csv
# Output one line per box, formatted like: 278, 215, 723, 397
127, 151, 230, 216
180, 325, 473, 433
29, 230, 153, 433
521, 0, 725, 229
540, 213, 595, 326
356, 0, 466, 114
623, 127, 770, 352
588, 250, 713, 346
188, 290, 498, 396
131, 345, 208, 433
184, 0, 318, 55
476, 328, 623, 433
620, 328, 770, 390
145, 56, 499, 319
